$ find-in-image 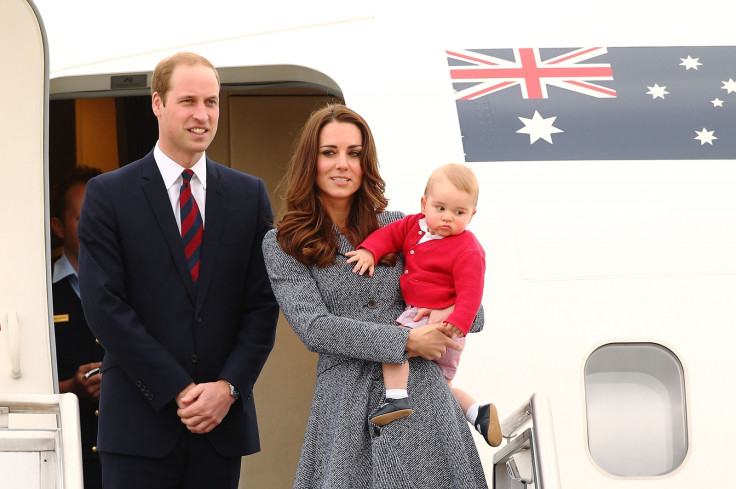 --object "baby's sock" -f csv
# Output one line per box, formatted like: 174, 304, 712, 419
465, 402, 480, 425
386, 389, 408, 399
